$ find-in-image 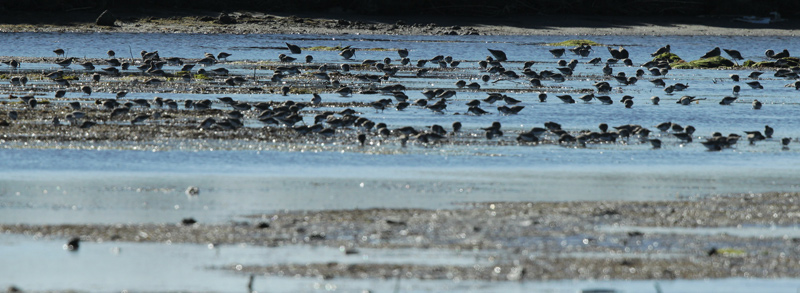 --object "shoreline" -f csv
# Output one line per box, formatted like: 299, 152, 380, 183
4, 192, 800, 281
1, 12, 800, 36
